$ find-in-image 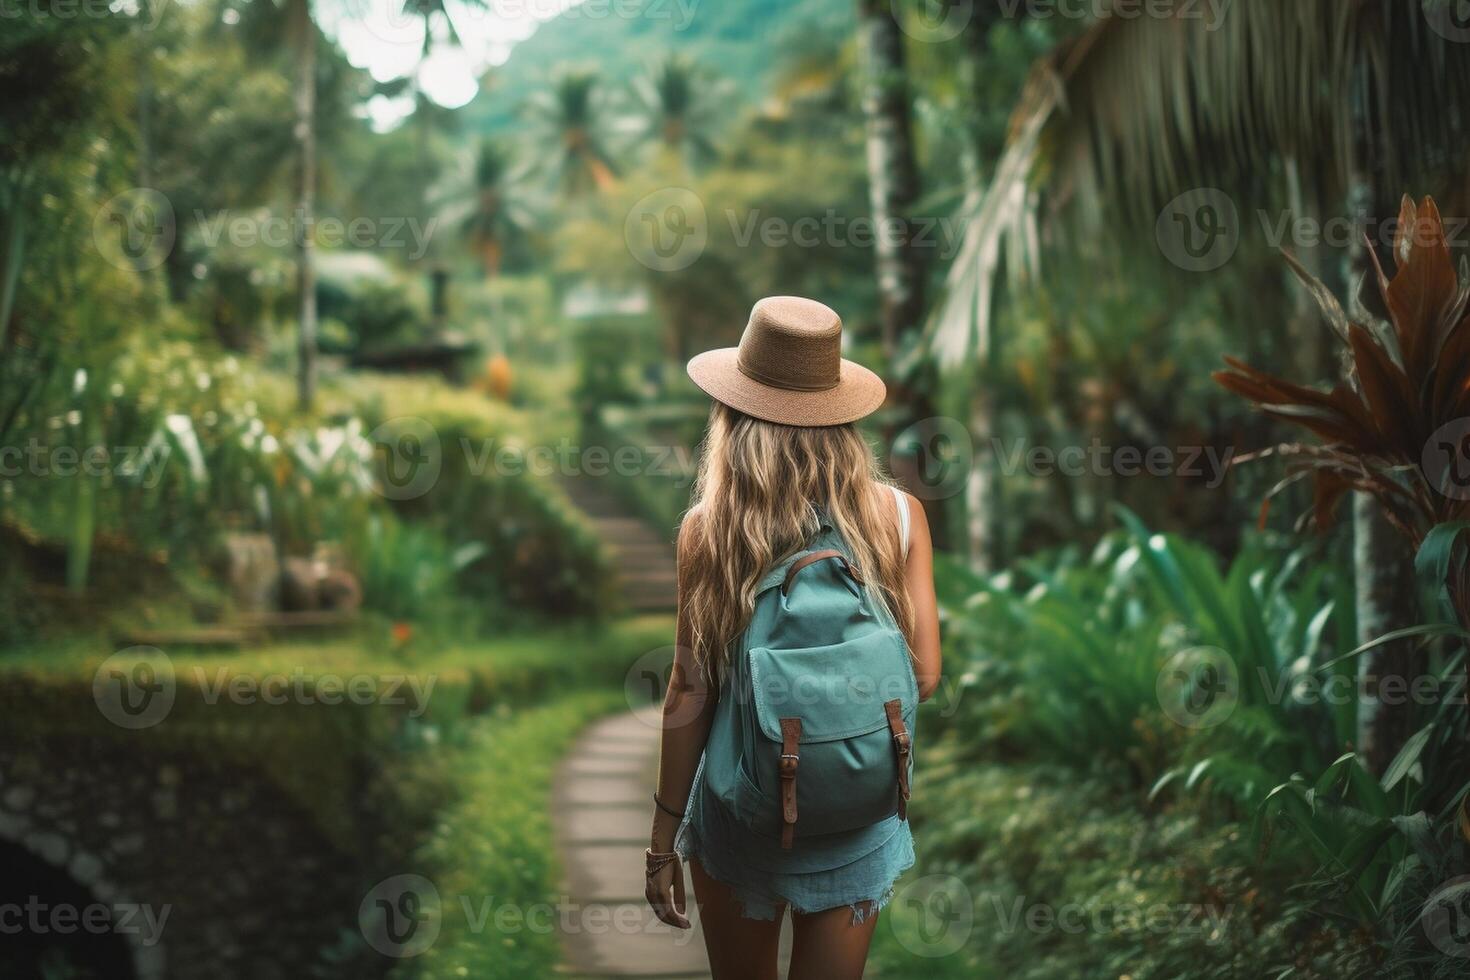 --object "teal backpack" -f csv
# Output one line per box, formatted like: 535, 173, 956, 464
703, 517, 917, 849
